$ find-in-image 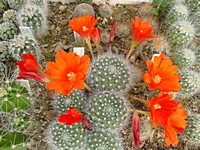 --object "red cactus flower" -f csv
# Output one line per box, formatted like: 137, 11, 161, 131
110, 20, 116, 43
132, 111, 142, 147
